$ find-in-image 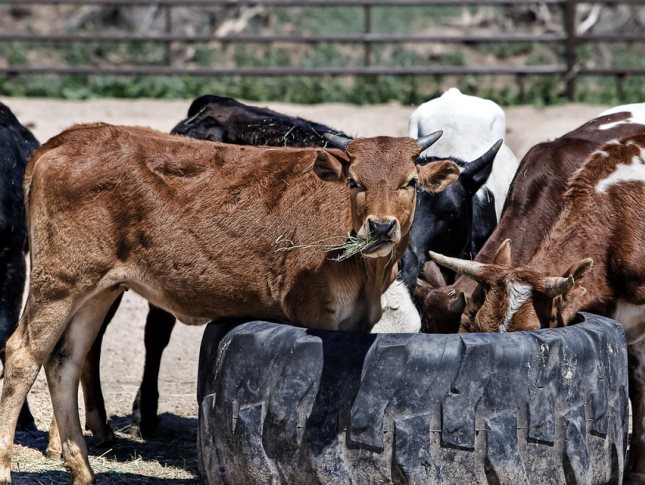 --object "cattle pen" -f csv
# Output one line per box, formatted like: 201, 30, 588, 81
0, 1, 644, 484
